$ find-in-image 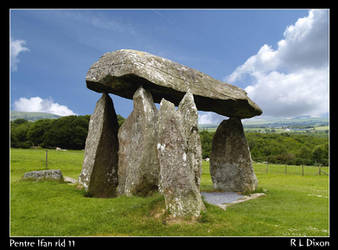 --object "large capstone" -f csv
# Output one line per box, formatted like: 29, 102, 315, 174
157, 94, 205, 218
210, 117, 257, 193
78, 93, 119, 197
117, 86, 160, 196
86, 49, 262, 119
